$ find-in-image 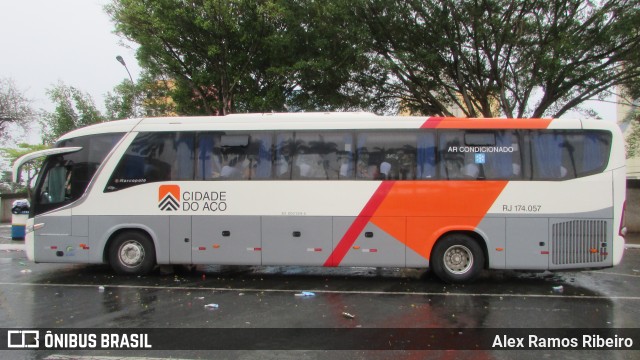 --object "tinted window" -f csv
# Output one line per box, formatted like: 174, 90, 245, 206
106, 132, 194, 191
439, 130, 522, 180
34, 133, 124, 215
292, 132, 354, 180
417, 132, 437, 179
530, 130, 611, 180
197, 132, 273, 180
357, 132, 417, 180
274, 132, 294, 179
